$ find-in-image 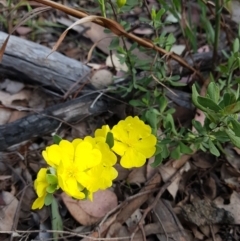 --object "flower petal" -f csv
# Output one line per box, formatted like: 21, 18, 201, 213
42, 145, 62, 167
120, 148, 146, 168
95, 125, 110, 140
134, 135, 157, 157
59, 140, 74, 163
32, 195, 46, 209
96, 142, 117, 166
112, 140, 128, 156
